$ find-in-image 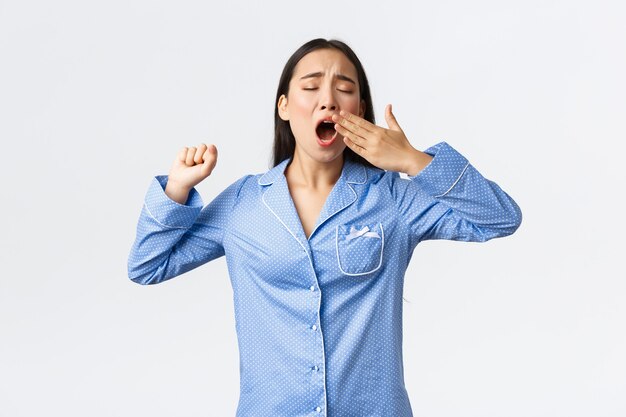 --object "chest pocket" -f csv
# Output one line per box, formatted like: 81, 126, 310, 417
335, 222, 385, 276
